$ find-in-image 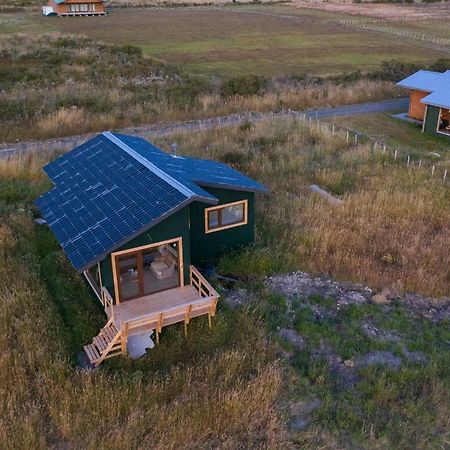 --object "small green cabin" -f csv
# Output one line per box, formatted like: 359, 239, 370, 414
35, 132, 267, 366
